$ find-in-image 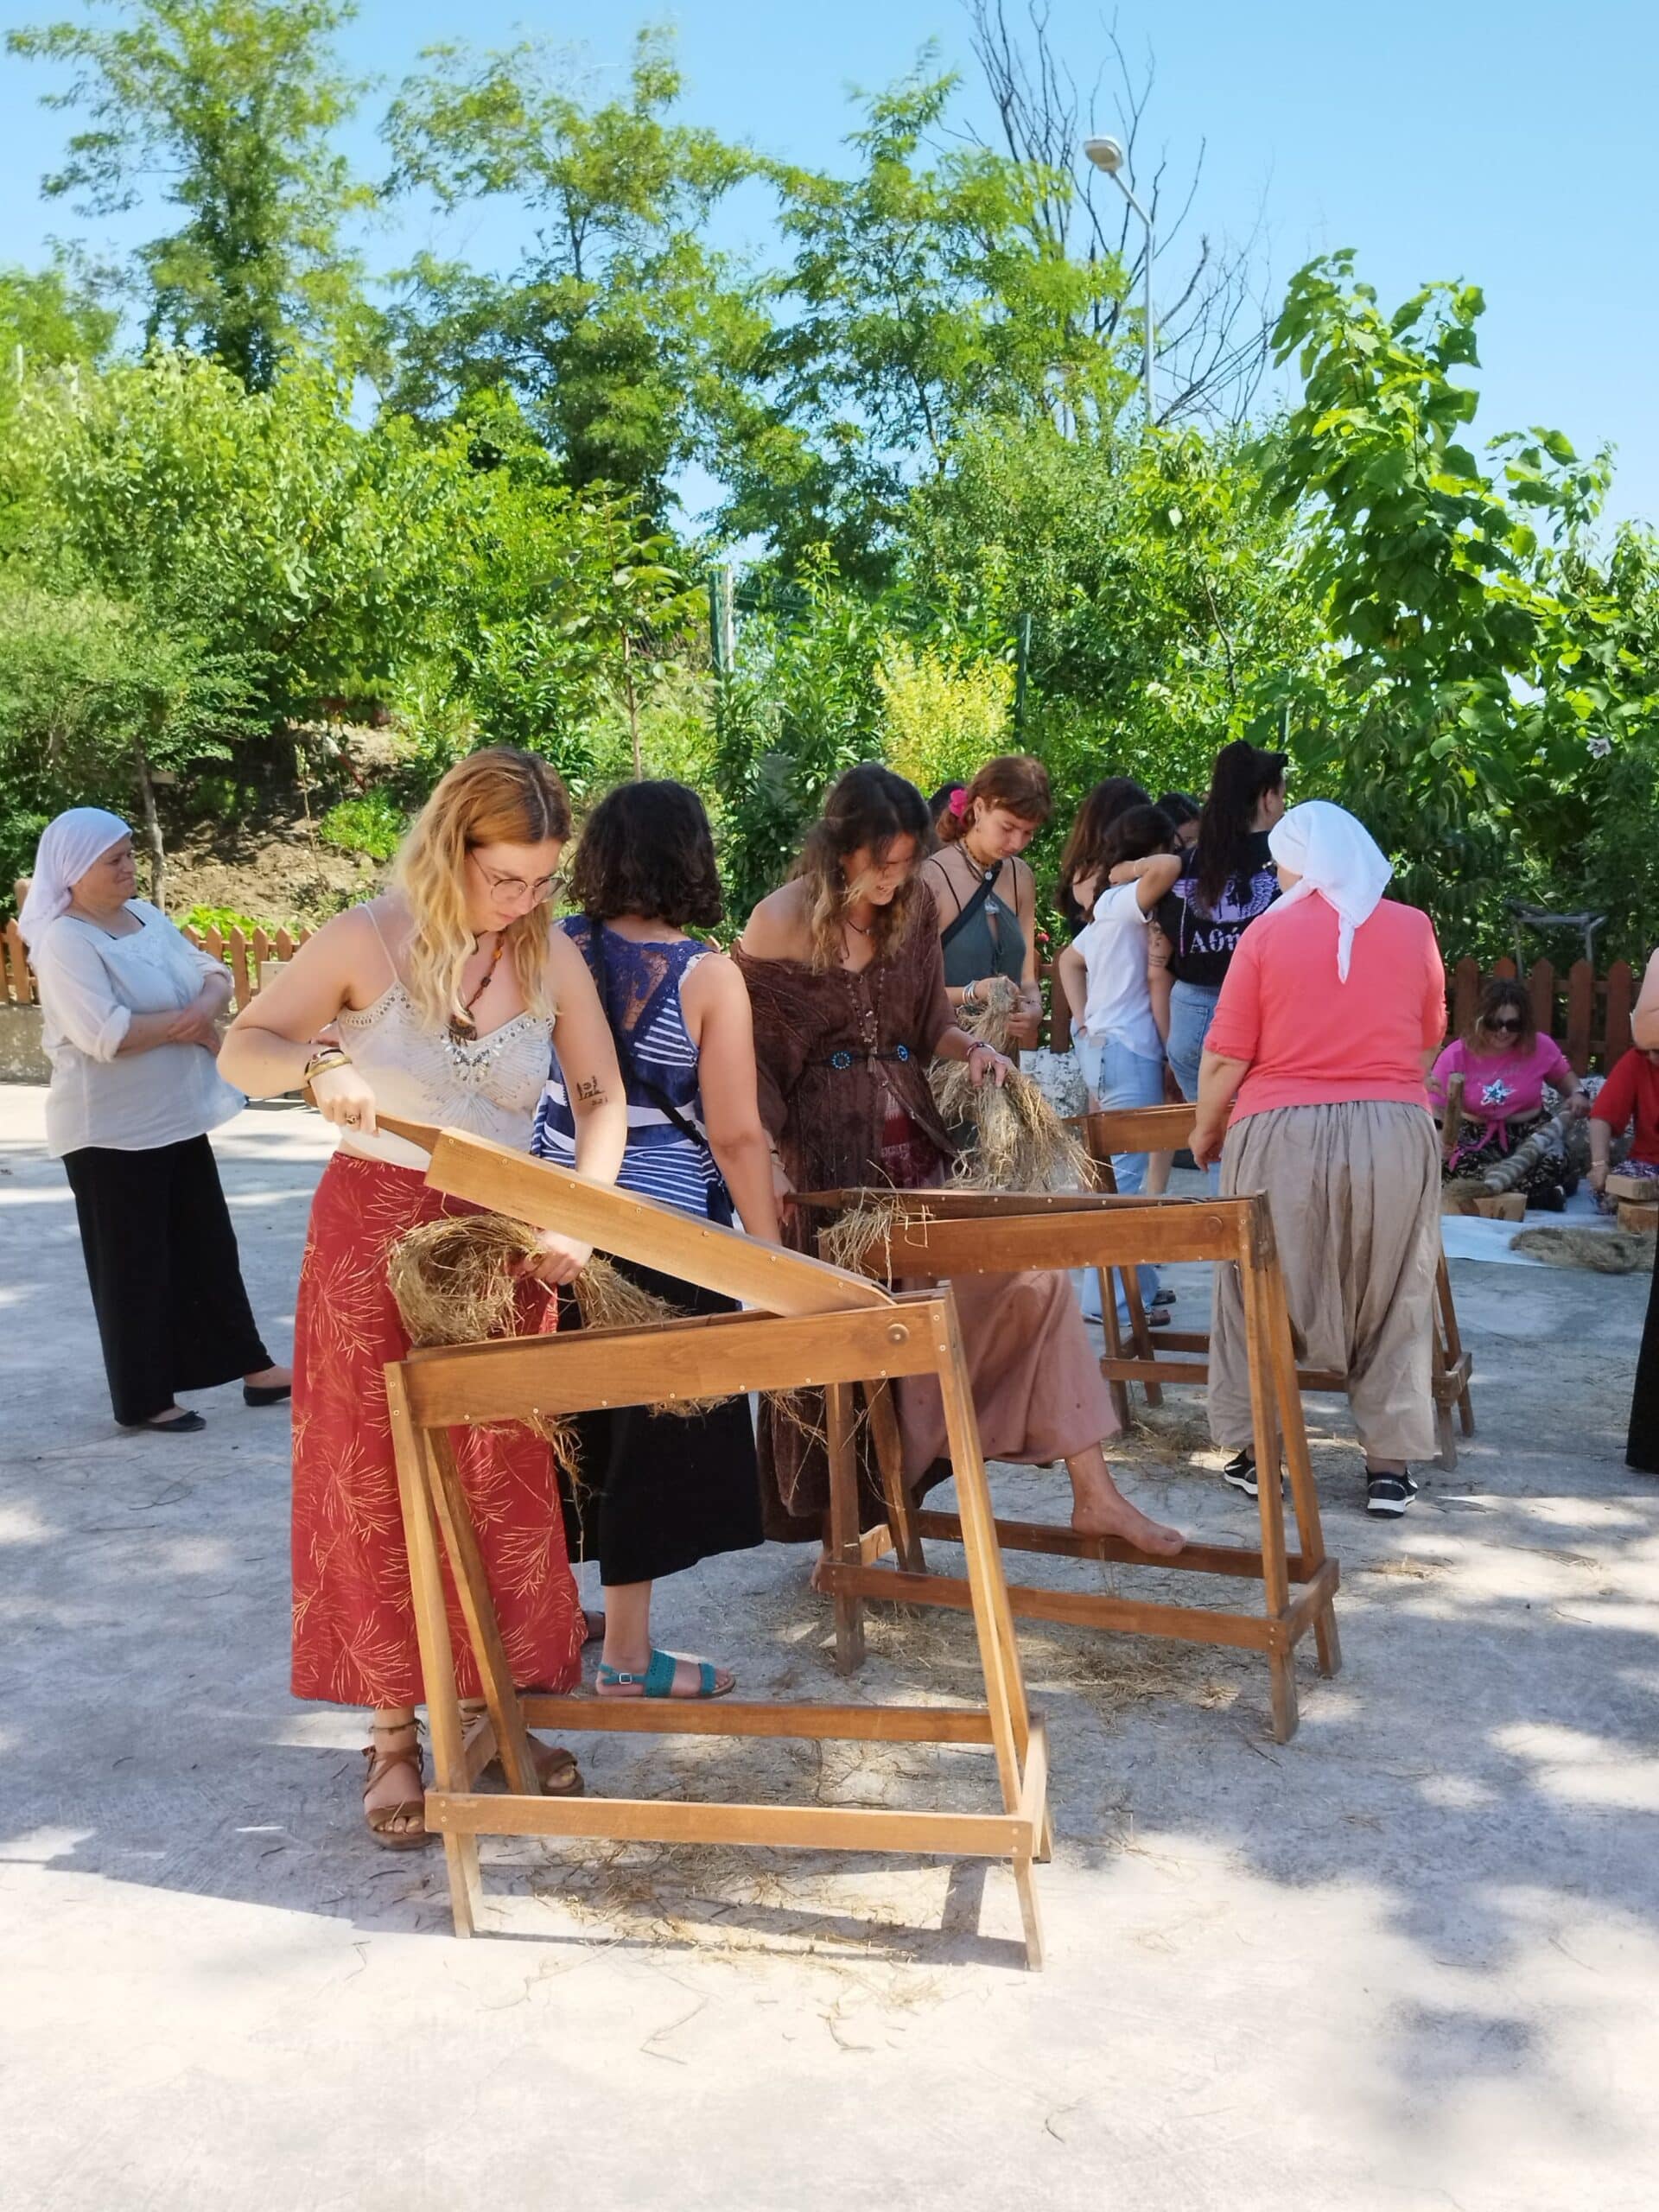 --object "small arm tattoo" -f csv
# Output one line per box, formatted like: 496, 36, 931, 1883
573, 1076, 607, 1106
